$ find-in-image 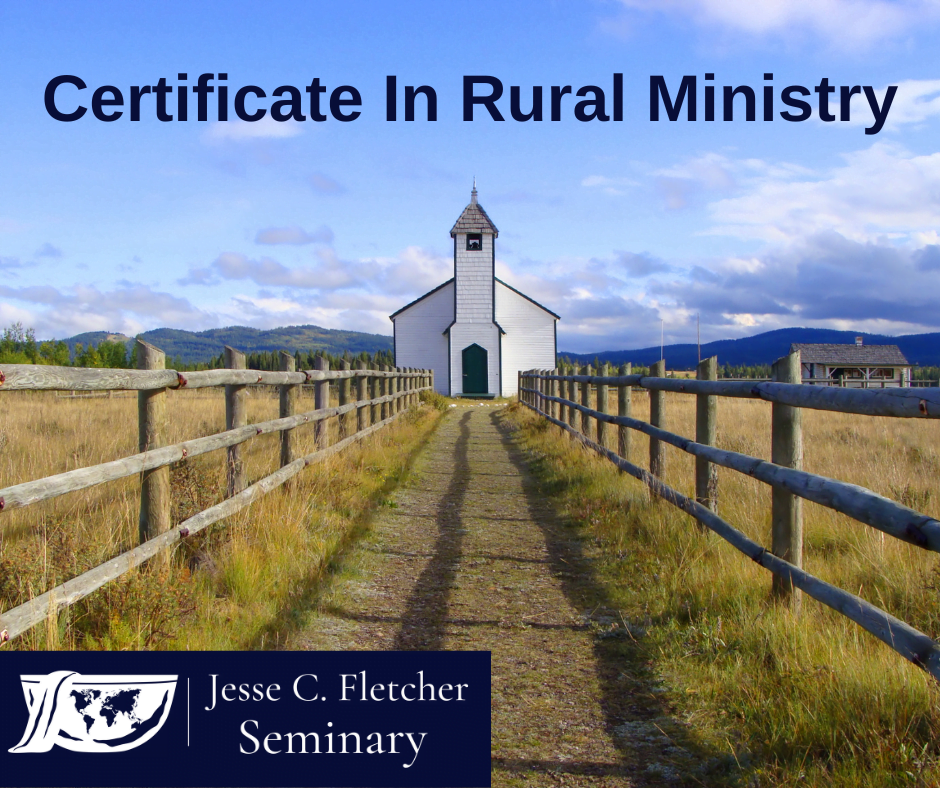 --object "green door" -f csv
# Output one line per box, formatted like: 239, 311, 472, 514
462, 344, 488, 394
